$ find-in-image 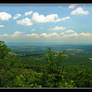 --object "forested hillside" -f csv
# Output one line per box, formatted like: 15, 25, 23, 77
0, 40, 92, 88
